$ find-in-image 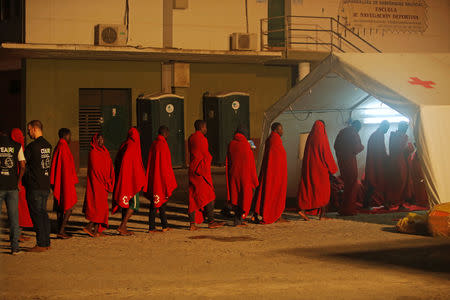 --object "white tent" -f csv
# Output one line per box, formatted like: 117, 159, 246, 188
258, 53, 450, 206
